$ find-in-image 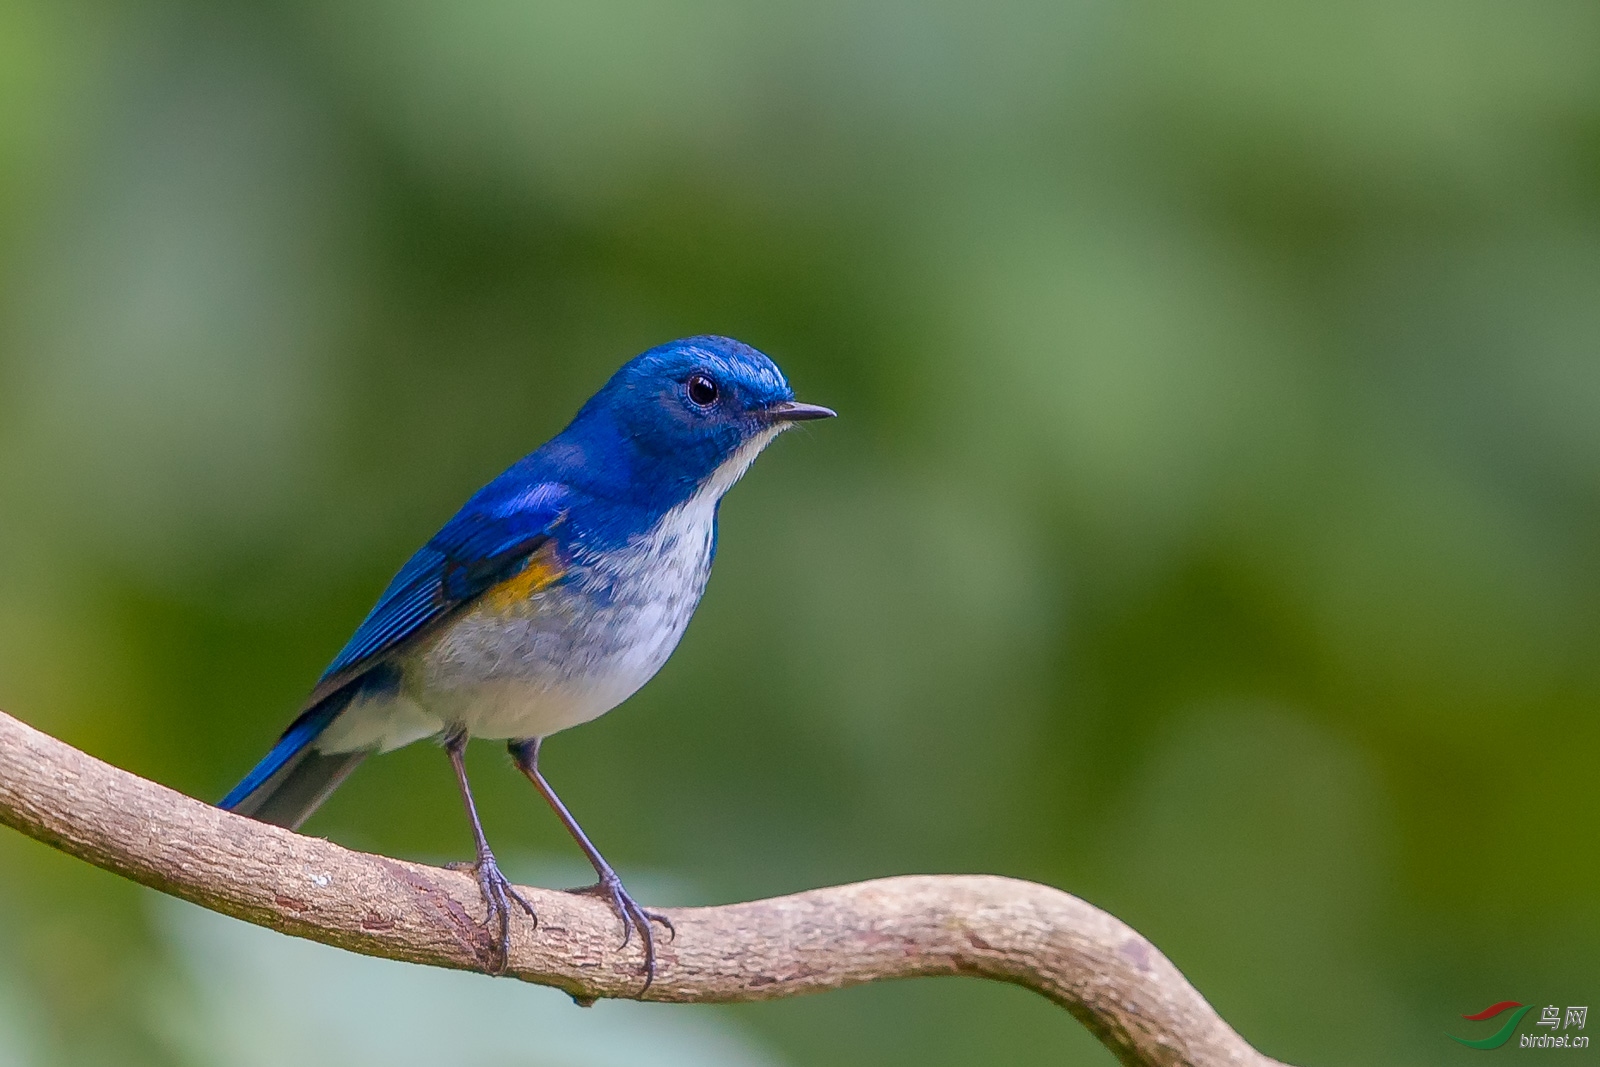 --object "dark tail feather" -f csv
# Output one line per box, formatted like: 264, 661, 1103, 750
231, 748, 368, 829
219, 689, 368, 830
